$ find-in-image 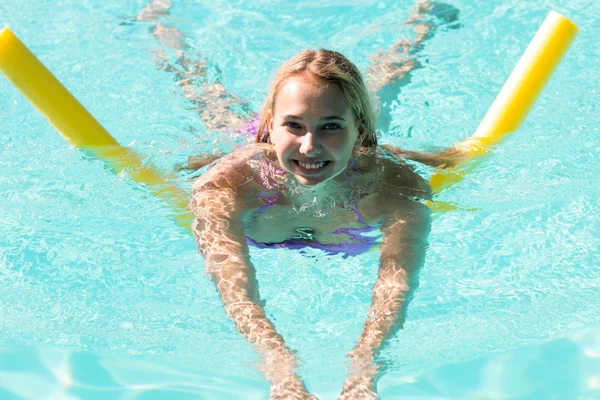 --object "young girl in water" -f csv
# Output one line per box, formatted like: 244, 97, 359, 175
189, 49, 468, 399
139, 1, 461, 399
